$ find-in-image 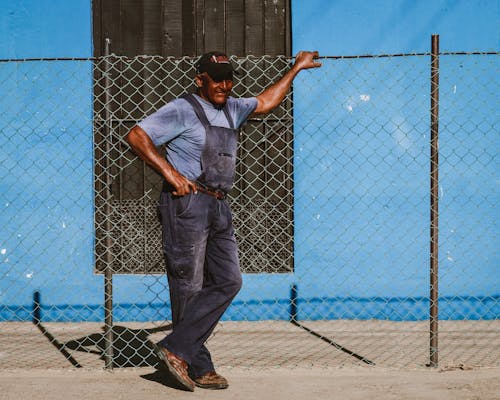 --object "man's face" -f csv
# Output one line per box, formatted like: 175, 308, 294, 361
196, 73, 234, 107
